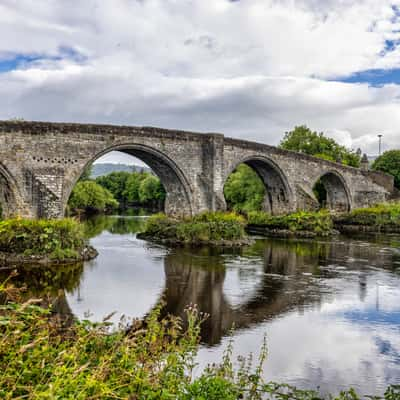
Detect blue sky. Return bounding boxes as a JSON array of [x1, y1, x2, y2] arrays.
[[0, 0, 399, 157]]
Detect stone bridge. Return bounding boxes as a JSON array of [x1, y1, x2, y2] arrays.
[[0, 120, 395, 218]]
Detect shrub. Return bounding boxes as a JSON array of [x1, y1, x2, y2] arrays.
[[141, 212, 247, 244], [68, 181, 119, 214], [0, 218, 86, 259], [247, 210, 333, 234], [335, 202, 400, 227]]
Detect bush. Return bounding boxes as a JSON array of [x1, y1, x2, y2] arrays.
[[68, 181, 119, 214], [335, 202, 400, 227], [0, 218, 86, 259], [141, 212, 247, 244], [247, 210, 333, 234]]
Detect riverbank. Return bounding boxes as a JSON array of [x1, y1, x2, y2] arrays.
[[1, 281, 399, 399], [137, 212, 253, 246], [0, 218, 98, 265], [246, 210, 336, 238], [334, 202, 400, 234]]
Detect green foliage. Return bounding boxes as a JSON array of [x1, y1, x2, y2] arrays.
[[335, 202, 400, 227], [224, 164, 266, 213], [247, 210, 333, 234], [372, 150, 400, 189], [139, 174, 166, 204], [280, 125, 361, 167], [0, 218, 85, 259], [68, 181, 119, 214], [1, 283, 399, 399], [142, 212, 247, 244], [96, 171, 166, 206], [96, 171, 131, 203]]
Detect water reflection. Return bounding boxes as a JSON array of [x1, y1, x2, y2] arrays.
[[3, 215, 400, 394]]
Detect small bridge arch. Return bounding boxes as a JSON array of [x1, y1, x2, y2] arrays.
[[313, 170, 351, 212], [224, 155, 294, 215]]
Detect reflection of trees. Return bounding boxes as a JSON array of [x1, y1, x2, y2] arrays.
[[0, 263, 84, 324], [83, 215, 146, 238]]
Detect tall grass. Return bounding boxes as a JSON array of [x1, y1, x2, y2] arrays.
[[335, 202, 400, 227], [141, 212, 247, 244], [247, 210, 333, 235]]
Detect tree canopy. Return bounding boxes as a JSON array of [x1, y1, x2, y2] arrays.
[[279, 125, 361, 167], [372, 150, 400, 189], [68, 181, 119, 213]]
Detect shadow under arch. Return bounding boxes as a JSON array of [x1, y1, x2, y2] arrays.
[[313, 170, 351, 212], [65, 143, 194, 217], [0, 162, 21, 218], [225, 155, 294, 215]]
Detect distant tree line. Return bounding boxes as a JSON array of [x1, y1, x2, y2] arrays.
[[68, 169, 165, 214]]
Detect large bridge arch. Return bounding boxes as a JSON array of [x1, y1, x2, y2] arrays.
[[224, 155, 294, 215], [63, 143, 195, 217], [313, 170, 351, 212]]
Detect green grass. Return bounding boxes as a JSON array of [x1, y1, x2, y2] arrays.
[[247, 210, 333, 235], [335, 202, 400, 227], [141, 212, 247, 244], [0, 281, 399, 399], [0, 218, 86, 260]]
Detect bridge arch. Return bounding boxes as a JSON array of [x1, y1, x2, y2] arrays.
[[313, 170, 351, 212], [64, 143, 194, 217], [224, 155, 294, 215], [0, 163, 20, 218]]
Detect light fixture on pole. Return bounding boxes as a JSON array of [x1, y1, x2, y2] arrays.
[[378, 134, 383, 156]]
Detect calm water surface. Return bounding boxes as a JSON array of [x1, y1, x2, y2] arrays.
[[4, 214, 400, 395]]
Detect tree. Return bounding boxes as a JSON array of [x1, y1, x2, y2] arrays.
[[124, 172, 148, 203], [68, 181, 119, 213], [138, 175, 166, 205], [279, 125, 361, 167], [224, 164, 266, 213], [95, 171, 131, 204], [372, 150, 400, 189]]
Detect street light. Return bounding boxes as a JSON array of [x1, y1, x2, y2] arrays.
[[378, 134, 383, 156]]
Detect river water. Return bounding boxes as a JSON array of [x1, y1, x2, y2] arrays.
[[3, 214, 400, 395]]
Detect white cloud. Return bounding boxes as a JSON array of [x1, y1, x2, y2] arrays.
[[0, 0, 399, 155]]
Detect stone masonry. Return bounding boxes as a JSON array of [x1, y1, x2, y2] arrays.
[[0, 121, 395, 219]]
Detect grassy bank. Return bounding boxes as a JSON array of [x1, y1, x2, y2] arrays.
[[1, 282, 399, 399], [138, 212, 250, 246], [0, 218, 96, 263], [334, 202, 400, 233], [246, 210, 334, 237]]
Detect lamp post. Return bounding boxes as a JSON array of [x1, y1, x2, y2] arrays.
[[378, 134, 383, 156]]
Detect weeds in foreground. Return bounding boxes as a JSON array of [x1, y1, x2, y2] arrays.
[[0, 281, 399, 399]]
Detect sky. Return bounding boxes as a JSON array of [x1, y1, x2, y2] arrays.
[[1, 0, 400, 164]]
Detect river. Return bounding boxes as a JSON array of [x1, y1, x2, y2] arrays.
[[3, 214, 400, 395]]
